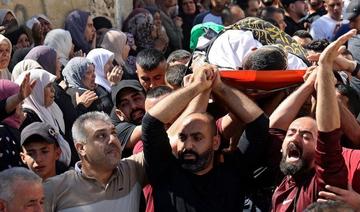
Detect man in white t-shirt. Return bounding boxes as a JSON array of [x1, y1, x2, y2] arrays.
[[310, 0, 348, 40]]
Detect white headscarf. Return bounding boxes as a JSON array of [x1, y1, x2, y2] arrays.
[[44, 29, 72, 67], [0, 34, 12, 80], [86, 48, 114, 92], [15, 69, 71, 166], [11, 59, 42, 81]]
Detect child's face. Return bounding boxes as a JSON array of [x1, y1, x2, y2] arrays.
[[21, 141, 61, 180]]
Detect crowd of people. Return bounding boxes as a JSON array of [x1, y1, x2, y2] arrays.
[[1, 0, 360, 211]]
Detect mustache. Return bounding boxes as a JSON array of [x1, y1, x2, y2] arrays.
[[179, 149, 199, 161], [130, 109, 145, 118]]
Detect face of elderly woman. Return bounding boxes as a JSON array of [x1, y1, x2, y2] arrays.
[[82, 64, 96, 90], [0, 41, 11, 69]]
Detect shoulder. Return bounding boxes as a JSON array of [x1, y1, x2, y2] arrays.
[[44, 169, 77, 189], [118, 152, 145, 184]]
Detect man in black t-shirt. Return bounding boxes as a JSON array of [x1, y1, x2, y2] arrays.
[[111, 80, 146, 149]]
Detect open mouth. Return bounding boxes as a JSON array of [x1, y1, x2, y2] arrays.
[[286, 142, 302, 162]]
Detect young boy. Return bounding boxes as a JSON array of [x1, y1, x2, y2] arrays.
[[20, 122, 62, 180]]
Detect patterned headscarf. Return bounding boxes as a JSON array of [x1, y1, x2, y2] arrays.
[[62, 57, 94, 89], [123, 8, 154, 51]]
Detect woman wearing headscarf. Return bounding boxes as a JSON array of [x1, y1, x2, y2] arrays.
[[22, 47, 89, 146], [16, 69, 73, 167], [86, 48, 123, 91], [86, 48, 122, 113], [0, 34, 12, 80], [64, 10, 96, 54], [24, 45, 61, 80], [44, 29, 73, 68], [145, 6, 170, 53], [6, 25, 31, 52], [0, 79, 26, 171], [123, 8, 155, 52], [63, 57, 113, 114], [11, 59, 42, 81], [0, 9, 18, 35], [100, 30, 136, 79]]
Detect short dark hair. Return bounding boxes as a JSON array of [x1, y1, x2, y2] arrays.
[[258, 6, 284, 19], [243, 45, 287, 70], [263, 17, 280, 28], [93, 16, 113, 30], [167, 49, 191, 64], [146, 86, 172, 99], [165, 64, 188, 88], [136, 48, 166, 71], [305, 39, 330, 52], [293, 30, 313, 40], [304, 200, 354, 212]]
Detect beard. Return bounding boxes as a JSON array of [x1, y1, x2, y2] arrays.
[[279, 155, 305, 176], [130, 108, 145, 125], [179, 148, 213, 173]]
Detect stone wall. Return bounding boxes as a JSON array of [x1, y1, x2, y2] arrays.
[[0, 0, 133, 28]]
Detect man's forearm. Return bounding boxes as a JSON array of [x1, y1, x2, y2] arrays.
[[270, 81, 314, 130], [316, 63, 340, 132], [167, 90, 210, 137], [148, 83, 205, 124]]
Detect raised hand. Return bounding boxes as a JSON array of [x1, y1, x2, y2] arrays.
[[107, 65, 123, 86], [76, 90, 98, 108], [319, 29, 357, 66], [192, 63, 216, 91], [19, 72, 36, 100], [318, 184, 360, 210]]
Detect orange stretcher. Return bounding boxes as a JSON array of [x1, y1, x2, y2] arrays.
[[219, 70, 307, 91]]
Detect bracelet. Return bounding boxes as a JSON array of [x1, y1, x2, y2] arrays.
[[352, 62, 360, 76]]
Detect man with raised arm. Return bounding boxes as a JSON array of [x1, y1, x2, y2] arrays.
[[142, 63, 269, 211], [269, 30, 357, 211]]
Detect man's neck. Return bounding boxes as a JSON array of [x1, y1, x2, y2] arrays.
[[81, 161, 114, 186]]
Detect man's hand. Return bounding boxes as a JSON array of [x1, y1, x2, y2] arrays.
[[319, 29, 357, 66], [19, 72, 36, 101], [318, 184, 360, 210], [76, 90, 98, 108], [192, 63, 216, 91], [173, 16, 183, 28], [107, 65, 123, 86], [212, 69, 224, 92], [182, 74, 193, 87]]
